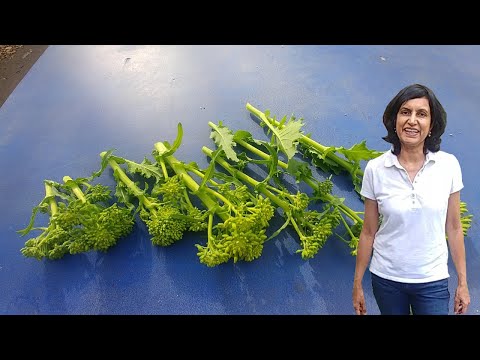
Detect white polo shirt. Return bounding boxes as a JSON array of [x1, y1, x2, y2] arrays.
[[361, 149, 464, 283]]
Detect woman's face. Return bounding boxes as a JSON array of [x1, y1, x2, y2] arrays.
[[395, 97, 432, 150]]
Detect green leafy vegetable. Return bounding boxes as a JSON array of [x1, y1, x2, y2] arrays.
[[18, 176, 135, 260], [152, 125, 276, 266], [202, 144, 343, 259], [208, 121, 363, 255], [99, 150, 208, 246], [246, 102, 383, 195]]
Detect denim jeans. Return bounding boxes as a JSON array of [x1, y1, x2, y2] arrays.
[[371, 272, 450, 315]]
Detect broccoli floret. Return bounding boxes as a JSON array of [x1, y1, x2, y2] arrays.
[[61, 176, 135, 253], [154, 138, 275, 267], [19, 182, 72, 260], [18, 175, 135, 261], [100, 152, 205, 247]]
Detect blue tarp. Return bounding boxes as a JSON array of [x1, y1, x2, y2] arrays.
[[1, 45, 478, 315]]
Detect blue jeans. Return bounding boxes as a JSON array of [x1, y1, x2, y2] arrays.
[[371, 273, 450, 315]]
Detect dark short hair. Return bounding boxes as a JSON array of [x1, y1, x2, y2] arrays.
[[382, 83, 447, 155]]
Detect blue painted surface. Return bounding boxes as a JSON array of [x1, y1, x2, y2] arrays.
[[0, 45, 478, 315]]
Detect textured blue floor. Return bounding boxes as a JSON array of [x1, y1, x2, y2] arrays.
[[1, 45, 478, 315]]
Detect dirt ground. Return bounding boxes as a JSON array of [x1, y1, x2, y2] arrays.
[[0, 45, 49, 108]]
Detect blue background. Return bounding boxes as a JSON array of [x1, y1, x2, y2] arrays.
[[0, 45, 478, 315]]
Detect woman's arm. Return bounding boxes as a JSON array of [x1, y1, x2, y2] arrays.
[[352, 198, 379, 315], [446, 190, 470, 314]]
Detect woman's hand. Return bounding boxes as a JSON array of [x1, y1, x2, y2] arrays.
[[353, 285, 367, 315], [454, 284, 470, 314]]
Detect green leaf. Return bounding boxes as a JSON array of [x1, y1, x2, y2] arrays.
[[124, 157, 164, 182], [233, 130, 254, 143], [335, 140, 384, 163], [286, 158, 313, 183], [17, 197, 52, 236], [209, 121, 238, 162], [159, 123, 183, 157], [92, 148, 117, 179], [259, 142, 280, 185], [196, 148, 222, 193], [274, 118, 303, 159]]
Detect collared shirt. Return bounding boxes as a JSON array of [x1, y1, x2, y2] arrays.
[[361, 149, 464, 283]]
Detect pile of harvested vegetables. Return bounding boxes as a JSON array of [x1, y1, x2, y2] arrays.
[[18, 104, 473, 266]]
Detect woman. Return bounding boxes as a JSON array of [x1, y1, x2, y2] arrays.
[[352, 83, 470, 315]]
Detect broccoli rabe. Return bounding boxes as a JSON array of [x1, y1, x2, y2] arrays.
[[152, 127, 275, 267], [19, 181, 71, 260], [202, 145, 342, 259], [211, 123, 363, 255], [188, 168, 275, 266], [246, 104, 473, 239], [61, 176, 134, 252], [99, 151, 208, 246], [19, 176, 135, 260]]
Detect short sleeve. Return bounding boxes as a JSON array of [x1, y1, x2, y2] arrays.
[[450, 154, 464, 194], [360, 160, 376, 200]]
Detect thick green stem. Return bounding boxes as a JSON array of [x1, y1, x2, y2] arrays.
[[246, 102, 362, 177], [154, 142, 228, 221], [63, 176, 87, 203], [100, 152, 154, 209], [235, 138, 363, 224], [289, 217, 305, 240], [158, 157, 169, 180], [187, 167, 235, 210], [36, 182, 60, 248], [44, 182, 58, 216], [188, 167, 220, 187], [338, 212, 356, 241], [183, 188, 195, 208], [201, 146, 291, 212], [205, 188, 235, 213], [207, 213, 214, 246]]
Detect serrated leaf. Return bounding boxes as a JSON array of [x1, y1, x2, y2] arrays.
[[124, 157, 164, 182], [286, 158, 313, 183], [335, 140, 384, 163], [91, 148, 117, 179], [209, 122, 238, 161], [233, 129, 253, 143], [265, 114, 303, 159]]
